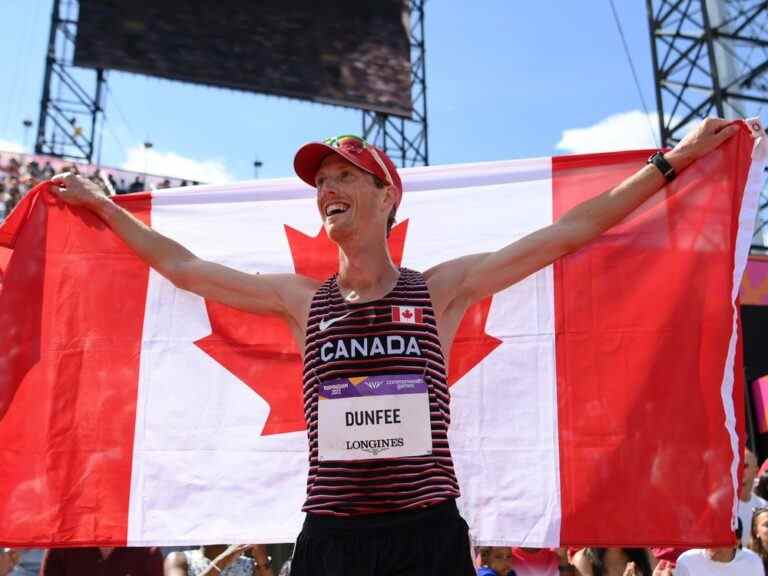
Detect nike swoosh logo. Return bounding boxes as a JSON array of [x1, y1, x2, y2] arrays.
[[319, 312, 353, 331]]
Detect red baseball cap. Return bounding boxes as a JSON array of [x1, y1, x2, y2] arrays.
[[293, 135, 403, 206]]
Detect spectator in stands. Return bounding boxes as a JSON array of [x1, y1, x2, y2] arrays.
[[107, 173, 119, 193], [5, 186, 20, 215], [157, 178, 172, 189], [738, 449, 767, 546], [675, 526, 763, 575], [42, 160, 55, 179], [475, 547, 516, 576], [40, 547, 164, 575], [748, 506, 768, 573], [6, 158, 20, 178], [0, 548, 20, 576], [570, 548, 652, 576], [164, 544, 273, 576], [128, 176, 145, 193], [28, 160, 42, 180]]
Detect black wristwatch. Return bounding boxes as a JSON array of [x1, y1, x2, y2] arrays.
[[647, 151, 676, 182]]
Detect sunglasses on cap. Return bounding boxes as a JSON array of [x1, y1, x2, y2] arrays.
[[322, 134, 394, 187]]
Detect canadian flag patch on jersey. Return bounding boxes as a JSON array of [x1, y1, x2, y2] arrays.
[[391, 306, 423, 324]]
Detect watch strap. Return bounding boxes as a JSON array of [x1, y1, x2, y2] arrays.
[[647, 151, 676, 182]]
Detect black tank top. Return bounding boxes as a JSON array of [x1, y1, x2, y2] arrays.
[[301, 268, 460, 515]]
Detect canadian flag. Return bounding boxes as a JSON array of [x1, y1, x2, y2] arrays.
[[0, 122, 764, 548], [392, 305, 423, 324]]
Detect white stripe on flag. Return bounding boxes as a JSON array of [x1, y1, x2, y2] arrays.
[[722, 120, 768, 531]]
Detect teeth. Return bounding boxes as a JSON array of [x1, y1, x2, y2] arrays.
[[325, 203, 349, 216]]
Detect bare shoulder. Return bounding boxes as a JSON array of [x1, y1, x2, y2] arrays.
[[423, 254, 486, 315], [277, 273, 322, 316]]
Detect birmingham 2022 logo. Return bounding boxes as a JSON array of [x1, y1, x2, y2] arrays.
[[194, 220, 501, 435]]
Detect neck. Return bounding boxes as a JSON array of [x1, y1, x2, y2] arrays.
[[337, 241, 398, 302], [707, 547, 736, 562]]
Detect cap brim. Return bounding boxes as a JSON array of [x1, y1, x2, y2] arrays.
[[293, 142, 379, 188]]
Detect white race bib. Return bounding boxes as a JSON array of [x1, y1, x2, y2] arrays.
[[317, 374, 433, 461]]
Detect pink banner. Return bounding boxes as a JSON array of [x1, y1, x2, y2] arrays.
[[753, 376, 768, 434], [742, 255, 768, 306]]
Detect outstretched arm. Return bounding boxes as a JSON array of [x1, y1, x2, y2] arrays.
[[51, 174, 317, 323], [427, 118, 739, 317]]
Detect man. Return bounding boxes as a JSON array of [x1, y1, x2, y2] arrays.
[[39, 547, 164, 576], [52, 119, 737, 575], [675, 523, 763, 575], [738, 448, 767, 545]]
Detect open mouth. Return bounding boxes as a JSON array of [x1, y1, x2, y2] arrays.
[[325, 202, 350, 217]]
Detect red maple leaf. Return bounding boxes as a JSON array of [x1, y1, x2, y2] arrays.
[[195, 218, 501, 435], [402, 309, 413, 319]]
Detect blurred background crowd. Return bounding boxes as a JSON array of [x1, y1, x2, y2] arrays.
[[0, 152, 197, 221]]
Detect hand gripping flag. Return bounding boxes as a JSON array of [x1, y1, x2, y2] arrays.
[[0, 121, 765, 548]]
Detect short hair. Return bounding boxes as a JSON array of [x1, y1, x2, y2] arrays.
[[372, 175, 397, 237]]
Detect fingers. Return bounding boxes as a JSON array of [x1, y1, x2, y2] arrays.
[[50, 172, 76, 185], [714, 123, 740, 144], [702, 117, 732, 133]]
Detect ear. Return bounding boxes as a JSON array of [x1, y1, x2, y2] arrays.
[[381, 184, 398, 210]]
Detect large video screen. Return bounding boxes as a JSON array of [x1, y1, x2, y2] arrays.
[[75, 0, 412, 117]]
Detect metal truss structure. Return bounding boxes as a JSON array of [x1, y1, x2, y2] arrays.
[[647, 0, 768, 248], [36, 0, 105, 163], [362, 0, 429, 167]]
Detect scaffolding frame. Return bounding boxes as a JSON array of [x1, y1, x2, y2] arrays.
[[647, 0, 768, 247], [362, 0, 428, 167], [36, 0, 105, 163]]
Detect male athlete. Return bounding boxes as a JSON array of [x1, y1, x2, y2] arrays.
[[53, 119, 737, 575]]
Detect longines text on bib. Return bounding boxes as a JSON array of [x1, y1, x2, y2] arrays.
[[317, 373, 433, 461]]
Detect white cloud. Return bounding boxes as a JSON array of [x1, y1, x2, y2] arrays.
[[555, 110, 694, 154], [0, 139, 25, 154], [121, 145, 234, 184]]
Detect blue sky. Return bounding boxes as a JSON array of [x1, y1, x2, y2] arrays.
[[0, 1, 662, 182]]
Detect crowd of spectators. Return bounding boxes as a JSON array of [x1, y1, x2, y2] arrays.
[[0, 151, 196, 222]]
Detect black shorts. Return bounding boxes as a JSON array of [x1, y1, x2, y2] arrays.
[[290, 499, 475, 576]]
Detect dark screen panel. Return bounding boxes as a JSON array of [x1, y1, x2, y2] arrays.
[[74, 0, 412, 117], [743, 305, 768, 382]]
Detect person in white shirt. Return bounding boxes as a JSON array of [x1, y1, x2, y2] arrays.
[[675, 546, 763, 575], [738, 449, 768, 546]]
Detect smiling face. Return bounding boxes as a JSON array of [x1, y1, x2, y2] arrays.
[[315, 154, 395, 244]]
